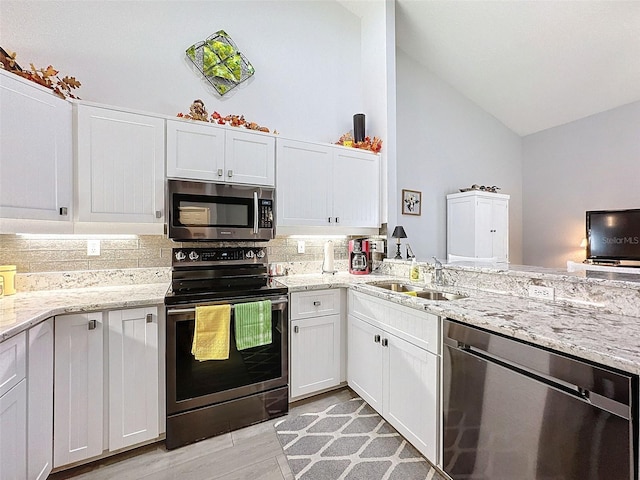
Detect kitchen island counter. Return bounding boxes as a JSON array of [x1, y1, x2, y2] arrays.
[[278, 271, 640, 376]]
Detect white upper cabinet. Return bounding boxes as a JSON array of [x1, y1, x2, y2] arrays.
[[276, 138, 380, 230], [447, 191, 510, 263], [75, 103, 165, 225], [0, 70, 72, 225], [166, 119, 275, 186]]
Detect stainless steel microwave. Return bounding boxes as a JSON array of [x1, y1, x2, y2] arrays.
[[167, 180, 275, 241]]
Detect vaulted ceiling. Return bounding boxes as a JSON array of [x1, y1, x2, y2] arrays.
[[394, 1, 640, 136]]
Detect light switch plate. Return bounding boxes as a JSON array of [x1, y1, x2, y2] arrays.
[[528, 285, 554, 300], [297, 240, 305, 254], [87, 240, 100, 256]]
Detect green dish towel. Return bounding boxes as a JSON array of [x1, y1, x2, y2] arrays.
[[234, 300, 272, 350]]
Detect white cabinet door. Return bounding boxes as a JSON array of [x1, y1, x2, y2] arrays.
[[166, 119, 225, 181], [54, 312, 104, 467], [76, 105, 165, 223], [491, 198, 509, 262], [0, 380, 27, 480], [384, 334, 438, 461], [332, 148, 380, 227], [0, 70, 72, 223], [107, 307, 159, 451], [225, 129, 275, 186], [290, 314, 341, 399], [0, 331, 26, 397], [276, 139, 333, 226], [347, 314, 383, 412], [27, 319, 54, 480]]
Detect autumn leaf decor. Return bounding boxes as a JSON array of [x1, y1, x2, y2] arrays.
[[0, 47, 81, 99]]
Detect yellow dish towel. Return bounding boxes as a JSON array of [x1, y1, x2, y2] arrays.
[[191, 304, 231, 361]]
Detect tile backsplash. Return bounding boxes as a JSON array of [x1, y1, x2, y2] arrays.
[[0, 234, 385, 273]]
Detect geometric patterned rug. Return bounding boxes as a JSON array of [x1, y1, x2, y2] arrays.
[[274, 397, 447, 480]]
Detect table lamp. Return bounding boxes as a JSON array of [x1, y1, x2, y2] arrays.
[[391, 226, 407, 260]]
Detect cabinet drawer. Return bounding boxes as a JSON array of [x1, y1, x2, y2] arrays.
[[290, 289, 342, 320], [0, 332, 26, 397]]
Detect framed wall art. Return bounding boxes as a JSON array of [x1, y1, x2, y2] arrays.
[[402, 189, 421, 216]]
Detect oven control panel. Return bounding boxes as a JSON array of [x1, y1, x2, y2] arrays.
[[172, 247, 267, 265]]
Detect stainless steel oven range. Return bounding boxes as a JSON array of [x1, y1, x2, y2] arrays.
[[164, 246, 289, 450]]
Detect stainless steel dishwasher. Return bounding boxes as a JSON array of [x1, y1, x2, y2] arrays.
[[442, 318, 637, 480]]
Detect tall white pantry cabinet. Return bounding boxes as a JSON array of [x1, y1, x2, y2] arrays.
[[446, 191, 510, 263]]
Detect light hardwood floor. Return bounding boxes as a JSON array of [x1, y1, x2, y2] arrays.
[[49, 388, 358, 480]]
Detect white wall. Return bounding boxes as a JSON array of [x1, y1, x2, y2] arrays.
[[522, 101, 640, 268], [0, 0, 363, 143], [395, 50, 523, 263]]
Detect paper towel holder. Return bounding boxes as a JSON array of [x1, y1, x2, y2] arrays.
[[322, 240, 337, 275]]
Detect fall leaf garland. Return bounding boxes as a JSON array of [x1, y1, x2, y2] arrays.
[[0, 48, 81, 99]]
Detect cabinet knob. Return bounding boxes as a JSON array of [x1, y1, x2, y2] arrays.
[[381, 338, 388, 347], [146, 313, 153, 323], [59, 207, 68, 216], [294, 325, 299, 333], [313, 301, 321, 306], [217, 169, 223, 177], [374, 334, 380, 343], [227, 170, 233, 178], [88, 319, 97, 330]]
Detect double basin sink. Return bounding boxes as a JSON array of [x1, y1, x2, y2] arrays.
[[367, 281, 468, 301]]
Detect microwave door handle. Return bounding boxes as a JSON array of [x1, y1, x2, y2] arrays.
[[253, 192, 259, 234]]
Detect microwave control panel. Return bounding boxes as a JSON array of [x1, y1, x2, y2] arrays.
[[259, 199, 274, 228]]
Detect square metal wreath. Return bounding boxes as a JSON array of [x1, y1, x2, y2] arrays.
[[186, 30, 255, 96]]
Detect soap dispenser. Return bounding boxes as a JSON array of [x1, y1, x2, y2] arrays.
[[410, 257, 419, 281]]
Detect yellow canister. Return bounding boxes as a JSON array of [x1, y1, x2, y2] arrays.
[[0, 265, 16, 296]]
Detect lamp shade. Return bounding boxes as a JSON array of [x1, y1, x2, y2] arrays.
[[391, 226, 407, 239]]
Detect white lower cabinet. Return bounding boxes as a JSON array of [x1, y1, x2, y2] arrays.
[[0, 379, 27, 480], [290, 289, 344, 400], [54, 306, 160, 468], [28, 319, 54, 480], [0, 331, 28, 480], [347, 291, 439, 462], [108, 307, 159, 450], [54, 312, 104, 467]]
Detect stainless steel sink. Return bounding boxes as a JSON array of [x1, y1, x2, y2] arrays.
[[415, 290, 467, 301], [368, 281, 467, 301], [370, 282, 423, 293]]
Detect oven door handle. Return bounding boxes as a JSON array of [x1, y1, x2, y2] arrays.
[[253, 192, 259, 235], [167, 297, 288, 315]]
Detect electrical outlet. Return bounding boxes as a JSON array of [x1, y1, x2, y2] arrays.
[[297, 240, 305, 254], [528, 285, 554, 301], [87, 239, 101, 256]]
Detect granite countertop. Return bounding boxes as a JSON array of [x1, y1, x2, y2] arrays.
[[279, 272, 640, 376], [0, 283, 168, 342], [2, 270, 639, 377]]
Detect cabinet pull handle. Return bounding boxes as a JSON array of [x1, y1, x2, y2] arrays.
[[313, 301, 321, 306], [328, 217, 332, 223], [374, 334, 380, 343], [88, 319, 97, 330], [146, 313, 153, 323], [59, 207, 68, 216], [155, 210, 162, 219], [227, 169, 233, 178], [294, 326, 299, 333], [335, 217, 339, 223], [217, 168, 223, 177], [381, 338, 388, 347]]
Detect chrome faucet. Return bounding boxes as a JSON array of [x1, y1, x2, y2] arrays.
[[432, 256, 444, 286]]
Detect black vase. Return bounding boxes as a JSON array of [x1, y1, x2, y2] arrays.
[[353, 113, 365, 143]]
